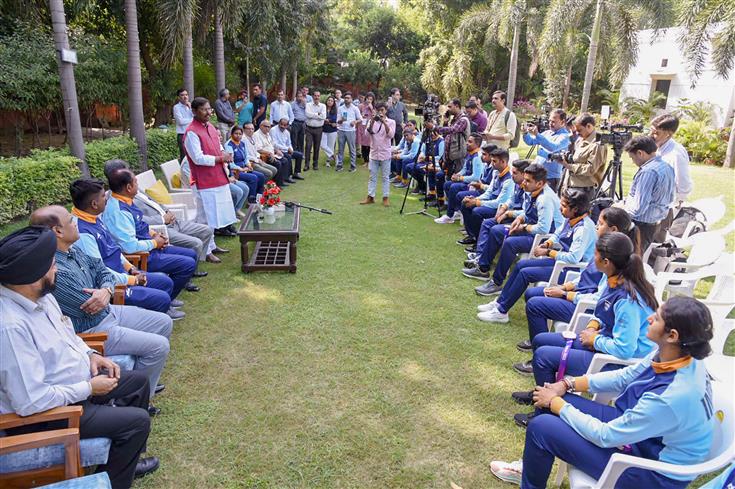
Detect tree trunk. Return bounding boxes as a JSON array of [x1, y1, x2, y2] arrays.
[[124, 0, 148, 170], [580, 0, 603, 113], [49, 0, 88, 175], [726, 112, 735, 168], [183, 17, 194, 99], [214, 7, 226, 93], [292, 68, 298, 99], [562, 61, 573, 110], [506, 22, 520, 109], [280, 67, 287, 93], [246, 55, 250, 98]]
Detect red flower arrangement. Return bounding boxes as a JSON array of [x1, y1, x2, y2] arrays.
[[259, 180, 282, 209]]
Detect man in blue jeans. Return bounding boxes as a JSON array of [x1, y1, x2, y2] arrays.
[[103, 168, 199, 297], [463, 164, 563, 296]]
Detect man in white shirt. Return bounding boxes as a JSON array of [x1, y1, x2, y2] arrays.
[[269, 89, 294, 126], [335, 92, 363, 172], [273, 118, 305, 180], [242, 123, 278, 181], [253, 121, 293, 186], [173, 88, 193, 162], [650, 113, 693, 205], [483, 90, 517, 150], [304, 90, 326, 171]]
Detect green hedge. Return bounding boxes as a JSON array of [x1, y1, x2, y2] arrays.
[[0, 151, 82, 223], [0, 129, 180, 225]]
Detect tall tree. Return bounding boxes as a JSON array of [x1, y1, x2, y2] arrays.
[[540, 0, 672, 112], [678, 0, 735, 167], [48, 0, 88, 175], [124, 0, 148, 169]]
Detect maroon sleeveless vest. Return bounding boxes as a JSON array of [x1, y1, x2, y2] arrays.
[[184, 119, 228, 190]]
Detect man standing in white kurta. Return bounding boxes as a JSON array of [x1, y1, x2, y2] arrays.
[[184, 97, 238, 236]]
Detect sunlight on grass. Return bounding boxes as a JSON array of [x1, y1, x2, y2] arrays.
[[429, 401, 494, 439]]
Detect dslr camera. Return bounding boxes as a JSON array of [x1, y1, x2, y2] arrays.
[[415, 94, 441, 123], [526, 115, 550, 133], [549, 150, 574, 164], [598, 122, 644, 151]]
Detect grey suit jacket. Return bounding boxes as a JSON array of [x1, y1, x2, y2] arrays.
[[133, 194, 166, 226]]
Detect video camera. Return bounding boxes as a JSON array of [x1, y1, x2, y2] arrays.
[[525, 114, 550, 133], [598, 122, 644, 152], [414, 94, 441, 123]]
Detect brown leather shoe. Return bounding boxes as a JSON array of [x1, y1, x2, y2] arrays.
[[382, 197, 389, 207], [205, 254, 221, 263], [359, 196, 375, 205]]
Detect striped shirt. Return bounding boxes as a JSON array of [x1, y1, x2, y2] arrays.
[[51, 246, 116, 333], [625, 156, 676, 224]]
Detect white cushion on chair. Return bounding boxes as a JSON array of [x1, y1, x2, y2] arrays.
[[568, 466, 597, 489]]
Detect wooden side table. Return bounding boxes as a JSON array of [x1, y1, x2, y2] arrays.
[[237, 206, 300, 273]]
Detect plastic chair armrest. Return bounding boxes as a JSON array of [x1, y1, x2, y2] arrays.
[[548, 262, 587, 287]]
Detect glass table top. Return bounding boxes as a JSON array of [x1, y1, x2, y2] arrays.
[[240, 206, 298, 233]]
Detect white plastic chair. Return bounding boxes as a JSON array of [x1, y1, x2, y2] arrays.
[[159, 159, 190, 193], [704, 301, 735, 356], [688, 195, 727, 229], [560, 377, 734, 488], [136, 170, 197, 220], [518, 233, 554, 262], [653, 253, 734, 303], [135, 170, 157, 194]]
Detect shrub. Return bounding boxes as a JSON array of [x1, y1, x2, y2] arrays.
[[146, 129, 179, 169], [82, 136, 140, 178], [0, 151, 81, 223], [676, 120, 728, 166]]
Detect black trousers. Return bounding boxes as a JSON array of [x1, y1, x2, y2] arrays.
[[635, 209, 674, 254], [291, 121, 305, 153], [361, 145, 370, 161], [266, 156, 290, 186], [6, 371, 151, 489], [393, 125, 403, 145], [177, 133, 186, 162], [305, 125, 323, 169]]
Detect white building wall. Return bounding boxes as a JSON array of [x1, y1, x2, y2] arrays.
[[620, 27, 735, 127]]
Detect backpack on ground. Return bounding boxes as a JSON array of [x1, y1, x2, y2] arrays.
[[505, 110, 521, 148]]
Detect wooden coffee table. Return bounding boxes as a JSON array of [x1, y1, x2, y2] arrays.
[[237, 205, 300, 273]]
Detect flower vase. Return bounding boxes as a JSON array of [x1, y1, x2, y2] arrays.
[[274, 203, 286, 214], [262, 206, 276, 223], [262, 206, 275, 216]]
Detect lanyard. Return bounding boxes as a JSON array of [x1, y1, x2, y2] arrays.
[[556, 331, 577, 381]]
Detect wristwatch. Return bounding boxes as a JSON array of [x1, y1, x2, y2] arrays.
[[563, 375, 576, 392]]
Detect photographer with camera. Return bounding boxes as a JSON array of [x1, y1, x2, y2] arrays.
[[523, 108, 571, 191], [552, 113, 608, 198], [483, 91, 518, 150], [620, 135, 675, 252], [360, 102, 395, 207], [427, 99, 471, 208]]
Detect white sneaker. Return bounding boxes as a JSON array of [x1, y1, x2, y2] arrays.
[[490, 460, 522, 485], [434, 214, 455, 224], [457, 212, 464, 225], [477, 308, 509, 323], [477, 301, 499, 312]]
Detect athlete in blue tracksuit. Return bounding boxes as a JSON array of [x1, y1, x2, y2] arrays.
[[405, 134, 444, 195], [466, 164, 564, 291], [492, 296, 716, 489], [225, 130, 266, 201], [459, 147, 514, 241], [436, 139, 484, 221], [477, 188, 596, 322]]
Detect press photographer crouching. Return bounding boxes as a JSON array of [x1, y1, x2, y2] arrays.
[[550, 113, 608, 199], [522, 109, 571, 192]]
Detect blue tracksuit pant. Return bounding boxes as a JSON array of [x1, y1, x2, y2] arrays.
[[147, 245, 197, 298], [496, 258, 556, 314], [522, 394, 689, 489], [238, 170, 266, 201], [445, 182, 469, 216], [477, 224, 535, 281], [464, 206, 498, 238], [525, 288, 576, 341], [435, 170, 446, 199], [125, 272, 173, 313], [456, 190, 480, 227], [531, 332, 596, 388]]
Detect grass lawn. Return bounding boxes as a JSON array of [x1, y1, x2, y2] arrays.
[[0, 147, 731, 488]]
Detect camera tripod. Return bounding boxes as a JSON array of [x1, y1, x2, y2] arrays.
[[595, 151, 625, 201], [399, 126, 441, 217]]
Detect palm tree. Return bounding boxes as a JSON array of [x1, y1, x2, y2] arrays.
[[455, 0, 547, 108], [678, 0, 735, 168], [48, 0, 88, 175], [157, 0, 197, 97], [541, 0, 672, 112], [124, 0, 148, 169]]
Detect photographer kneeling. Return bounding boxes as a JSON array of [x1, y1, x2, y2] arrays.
[[555, 113, 607, 199], [360, 102, 395, 207], [523, 109, 571, 192]]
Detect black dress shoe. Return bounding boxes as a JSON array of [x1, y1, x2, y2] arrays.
[[214, 228, 236, 237], [286, 177, 296, 183], [185, 283, 200, 292], [293, 174, 305, 180], [517, 339, 533, 352], [280, 182, 290, 187], [192, 271, 208, 278], [465, 245, 477, 253], [147, 405, 161, 417], [134, 456, 160, 479], [154, 384, 165, 395], [420, 195, 437, 202], [514, 411, 537, 429], [212, 246, 230, 254], [513, 360, 534, 375], [457, 236, 476, 245], [512, 390, 534, 406]]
